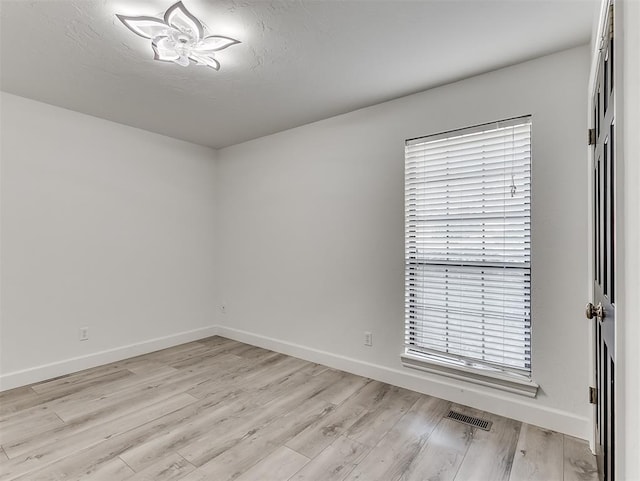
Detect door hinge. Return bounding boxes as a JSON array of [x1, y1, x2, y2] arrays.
[[588, 128, 596, 146], [589, 386, 598, 404]]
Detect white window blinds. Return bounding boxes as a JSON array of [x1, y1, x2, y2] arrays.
[[404, 117, 532, 379]]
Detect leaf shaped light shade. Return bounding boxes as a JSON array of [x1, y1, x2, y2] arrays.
[[116, 1, 240, 70]]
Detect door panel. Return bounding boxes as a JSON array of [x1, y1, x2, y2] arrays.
[[591, 3, 616, 480]]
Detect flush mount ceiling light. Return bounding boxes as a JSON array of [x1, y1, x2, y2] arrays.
[[116, 1, 239, 70]]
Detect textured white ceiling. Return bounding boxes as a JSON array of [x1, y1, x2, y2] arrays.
[[0, 0, 596, 149]]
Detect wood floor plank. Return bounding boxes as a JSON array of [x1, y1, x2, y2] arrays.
[[342, 380, 410, 412], [285, 387, 369, 458], [164, 346, 225, 368], [86, 456, 136, 481], [0, 387, 46, 417], [123, 362, 179, 378], [0, 411, 65, 448], [106, 343, 197, 370], [0, 370, 134, 419], [52, 353, 242, 422], [298, 362, 330, 377], [192, 336, 245, 355], [234, 446, 309, 481], [30, 363, 131, 394], [53, 364, 225, 423], [30, 451, 136, 481], [401, 415, 474, 481], [180, 352, 288, 398], [1, 366, 161, 426], [183, 396, 334, 480], [316, 370, 370, 405], [243, 361, 338, 406], [508, 424, 564, 481], [3, 377, 208, 459], [288, 435, 370, 481], [344, 384, 421, 447], [343, 395, 451, 481], [141, 342, 211, 364], [29, 370, 134, 401], [226, 343, 278, 360], [4, 391, 201, 481], [174, 367, 346, 469], [167, 343, 249, 370], [124, 453, 196, 481], [119, 391, 252, 471], [453, 405, 521, 481], [0, 393, 197, 479], [234, 355, 311, 392], [0, 386, 37, 407], [564, 435, 598, 481], [224, 352, 293, 384]]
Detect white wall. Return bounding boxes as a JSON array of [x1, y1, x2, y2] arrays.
[[0, 93, 218, 390], [0, 46, 596, 441], [617, 0, 640, 477], [215, 46, 591, 439]]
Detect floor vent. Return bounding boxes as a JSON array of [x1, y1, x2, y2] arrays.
[[445, 410, 492, 431]]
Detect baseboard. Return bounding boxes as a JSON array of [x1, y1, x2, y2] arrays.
[[216, 325, 590, 440], [0, 326, 219, 391], [1, 323, 590, 440]]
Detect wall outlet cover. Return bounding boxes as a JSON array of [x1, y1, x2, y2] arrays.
[[79, 327, 89, 341]]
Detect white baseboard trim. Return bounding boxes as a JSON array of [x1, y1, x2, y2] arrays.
[[0, 326, 219, 392], [1, 323, 590, 440], [216, 325, 590, 440]]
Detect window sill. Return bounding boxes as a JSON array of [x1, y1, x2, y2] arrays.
[[401, 352, 539, 398]]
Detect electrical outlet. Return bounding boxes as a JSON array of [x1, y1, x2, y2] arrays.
[[79, 327, 89, 341], [220, 304, 227, 314], [364, 331, 373, 347]]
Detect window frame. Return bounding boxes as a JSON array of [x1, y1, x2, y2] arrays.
[[401, 116, 538, 397]]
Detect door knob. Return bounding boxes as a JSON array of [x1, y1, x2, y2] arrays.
[[586, 302, 604, 320]]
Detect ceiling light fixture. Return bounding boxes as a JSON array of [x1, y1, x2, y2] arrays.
[[116, 1, 240, 71]]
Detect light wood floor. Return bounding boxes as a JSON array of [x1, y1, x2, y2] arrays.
[[0, 336, 597, 481]]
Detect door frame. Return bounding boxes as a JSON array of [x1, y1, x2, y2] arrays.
[[586, 0, 615, 457], [614, 1, 640, 480], [588, 2, 640, 479]]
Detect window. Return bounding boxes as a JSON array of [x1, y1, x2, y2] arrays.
[[402, 116, 536, 396]]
